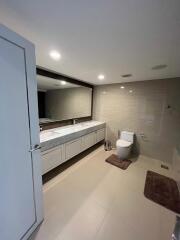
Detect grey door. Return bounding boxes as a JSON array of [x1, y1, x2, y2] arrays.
[[0, 29, 41, 240]]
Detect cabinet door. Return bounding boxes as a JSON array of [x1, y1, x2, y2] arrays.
[[82, 132, 96, 151], [0, 25, 43, 240], [65, 138, 82, 160], [42, 145, 65, 174], [96, 128, 105, 143]]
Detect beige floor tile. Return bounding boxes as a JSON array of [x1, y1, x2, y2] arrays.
[[31, 146, 177, 240], [95, 214, 145, 240], [54, 199, 107, 240]]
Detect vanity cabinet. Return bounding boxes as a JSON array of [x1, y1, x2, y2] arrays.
[[42, 145, 65, 175], [41, 127, 105, 175], [96, 128, 105, 143], [65, 137, 82, 160], [82, 132, 96, 151]]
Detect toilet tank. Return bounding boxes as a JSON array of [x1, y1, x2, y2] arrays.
[[120, 131, 134, 143]]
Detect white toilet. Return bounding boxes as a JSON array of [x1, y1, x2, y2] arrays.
[[116, 131, 134, 159]]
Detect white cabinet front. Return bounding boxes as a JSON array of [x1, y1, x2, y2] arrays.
[[65, 138, 82, 160], [82, 132, 96, 151], [96, 128, 105, 143], [42, 145, 65, 174], [41, 128, 105, 175]]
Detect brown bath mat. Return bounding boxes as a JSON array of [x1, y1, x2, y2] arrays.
[[144, 171, 180, 214], [105, 154, 132, 170]]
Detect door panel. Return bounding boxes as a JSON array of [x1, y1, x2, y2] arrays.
[[0, 37, 36, 239]]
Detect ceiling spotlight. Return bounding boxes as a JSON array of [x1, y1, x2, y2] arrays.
[[61, 80, 66, 85], [98, 74, 105, 80], [121, 74, 132, 78], [129, 90, 133, 93], [151, 64, 167, 70], [120, 86, 125, 89], [49, 50, 61, 61]]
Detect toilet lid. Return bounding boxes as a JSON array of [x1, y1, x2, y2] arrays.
[[116, 139, 132, 147]]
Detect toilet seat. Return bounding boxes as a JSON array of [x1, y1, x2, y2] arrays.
[[116, 139, 132, 148]]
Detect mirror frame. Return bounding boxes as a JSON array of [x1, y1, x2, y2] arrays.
[[36, 66, 94, 126]]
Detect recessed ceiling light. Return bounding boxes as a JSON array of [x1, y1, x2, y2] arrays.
[[61, 80, 66, 85], [49, 50, 61, 61], [121, 74, 132, 78], [129, 90, 133, 93], [98, 74, 105, 80], [151, 64, 167, 70], [120, 86, 125, 89]]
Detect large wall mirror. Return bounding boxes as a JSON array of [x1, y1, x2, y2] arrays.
[[37, 68, 93, 125]]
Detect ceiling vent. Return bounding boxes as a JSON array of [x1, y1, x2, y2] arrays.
[[121, 74, 132, 78], [152, 64, 167, 70]]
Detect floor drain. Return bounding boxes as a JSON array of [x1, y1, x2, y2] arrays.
[[161, 164, 169, 170]]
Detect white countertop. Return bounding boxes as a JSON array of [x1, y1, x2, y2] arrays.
[[40, 120, 105, 143]]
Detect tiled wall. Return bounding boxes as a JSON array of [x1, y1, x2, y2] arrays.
[[93, 78, 180, 164]]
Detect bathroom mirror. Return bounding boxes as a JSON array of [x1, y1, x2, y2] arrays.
[[36, 68, 93, 124]]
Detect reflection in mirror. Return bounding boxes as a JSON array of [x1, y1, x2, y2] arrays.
[[37, 75, 92, 124]]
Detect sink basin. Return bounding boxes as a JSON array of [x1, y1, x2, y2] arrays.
[[53, 128, 73, 134], [40, 121, 103, 145], [40, 132, 55, 137], [40, 121, 105, 143], [40, 131, 60, 142], [53, 121, 100, 135]]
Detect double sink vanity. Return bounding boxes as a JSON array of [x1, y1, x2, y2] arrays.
[[40, 121, 106, 175], [37, 68, 105, 175]]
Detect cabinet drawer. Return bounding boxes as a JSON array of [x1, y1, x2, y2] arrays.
[[42, 145, 64, 174], [82, 132, 96, 151], [65, 138, 82, 160], [96, 128, 105, 143]]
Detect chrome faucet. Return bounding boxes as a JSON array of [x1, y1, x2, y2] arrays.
[[73, 119, 78, 125]]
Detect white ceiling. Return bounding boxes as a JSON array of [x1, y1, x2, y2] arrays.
[[0, 0, 180, 85], [37, 75, 79, 91]]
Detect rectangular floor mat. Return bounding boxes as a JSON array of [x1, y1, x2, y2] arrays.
[[144, 171, 180, 214], [105, 154, 132, 170]]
